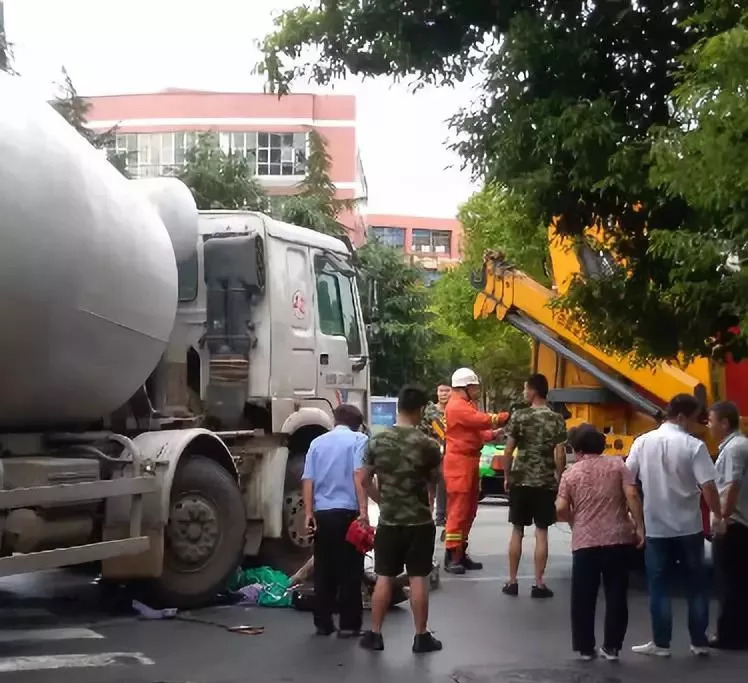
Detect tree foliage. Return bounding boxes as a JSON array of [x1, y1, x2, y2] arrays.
[[356, 242, 440, 395], [262, 0, 748, 364], [278, 129, 353, 237], [178, 133, 268, 211], [50, 68, 129, 175], [0, 4, 12, 74]]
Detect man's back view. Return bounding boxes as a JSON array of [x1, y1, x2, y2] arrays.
[[357, 386, 443, 654], [626, 394, 721, 658]]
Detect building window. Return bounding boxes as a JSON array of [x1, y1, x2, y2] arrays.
[[369, 226, 405, 249], [315, 256, 362, 356], [109, 131, 307, 178], [257, 132, 307, 176], [411, 229, 452, 256]]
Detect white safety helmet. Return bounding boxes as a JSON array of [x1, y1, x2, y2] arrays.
[[451, 367, 480, 388]]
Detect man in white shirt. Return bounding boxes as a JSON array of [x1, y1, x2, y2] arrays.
[[626, 394, 722, 658], [708, 400, 748, 650]]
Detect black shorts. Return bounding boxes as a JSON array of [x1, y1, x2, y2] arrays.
[[508, 486, 556, 529], [374, 523, 435, 578]]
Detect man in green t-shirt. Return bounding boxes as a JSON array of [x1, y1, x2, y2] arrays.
[[356, 386, 443, 654], [418, 379, 451, 526], [501, 373, 567, 599]]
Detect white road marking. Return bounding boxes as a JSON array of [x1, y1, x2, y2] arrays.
[[0, 652, 154, 672], [0, 627, 105, 644], [441, 573, 569, 583]]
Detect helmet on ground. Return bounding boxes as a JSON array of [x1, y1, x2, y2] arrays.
[[451, 367, 480, 388]]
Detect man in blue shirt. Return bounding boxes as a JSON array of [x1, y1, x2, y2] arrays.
[[302, 404, 368, 637]]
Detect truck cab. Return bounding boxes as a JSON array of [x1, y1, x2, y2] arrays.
[[171, 212, 370, 567]]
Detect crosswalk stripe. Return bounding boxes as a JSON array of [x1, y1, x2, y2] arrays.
[[0, 652, 155, 672], [0, 627, 104, 644]]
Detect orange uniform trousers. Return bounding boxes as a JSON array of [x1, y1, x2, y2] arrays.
[[443, 454, 480, 553]]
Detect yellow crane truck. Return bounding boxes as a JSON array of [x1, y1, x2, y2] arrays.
[[472, 223, 748, 457]]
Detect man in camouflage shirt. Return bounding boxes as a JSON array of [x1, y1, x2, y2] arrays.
[[501, 373, 567, 599], [356, 386, 443, 654], [419, 379, 451, 526]]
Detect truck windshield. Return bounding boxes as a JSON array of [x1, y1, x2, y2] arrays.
[[314, 255, 362, 356]]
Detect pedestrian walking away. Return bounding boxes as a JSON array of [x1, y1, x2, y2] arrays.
[[500, 373, 567, 598], [626, 394, 723, 657], [419, 379, 451, 528], [356, 386, 443, 654], [302, 404, 369, 638], [556, 424, 645, 662], [443, 368, 508, 574], [708, 400, 748, 651]]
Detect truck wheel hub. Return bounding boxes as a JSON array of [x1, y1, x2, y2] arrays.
[[284, 491, 312, 550], [168, 495, 220, 566]]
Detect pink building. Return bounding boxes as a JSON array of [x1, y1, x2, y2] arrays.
[[85, 89, 368, 243], [366, 214, 463, 283]]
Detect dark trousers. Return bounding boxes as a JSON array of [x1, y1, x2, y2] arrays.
[[435, 466, 447, 524], [571, 544, 631, 653], [644, 533, 709, 648], [313, 509, 363, 632], [713, 522, 748, 649]]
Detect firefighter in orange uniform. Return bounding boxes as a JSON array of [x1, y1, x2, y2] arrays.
[[443, 368, 509, 574]]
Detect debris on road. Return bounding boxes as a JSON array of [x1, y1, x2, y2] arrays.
[[132, 600, 178, 620]]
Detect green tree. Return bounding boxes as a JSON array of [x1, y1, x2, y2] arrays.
[[50, 68, 129, 175], [262, 0, 748, 364], [178, 133, 268, 211], [356, 242, 440, 395], [279, 129, 353, 238]]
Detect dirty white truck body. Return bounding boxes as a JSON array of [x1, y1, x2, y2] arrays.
[[0, 73, 370, 607]]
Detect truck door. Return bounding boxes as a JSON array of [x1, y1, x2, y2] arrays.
[[312, 250, 368, 419]]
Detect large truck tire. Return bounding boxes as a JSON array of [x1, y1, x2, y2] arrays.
[[258, 452, 313, 575], [149, 455, 246, 609]]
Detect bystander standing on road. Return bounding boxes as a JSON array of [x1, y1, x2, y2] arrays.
[[419, 380, 451, 528], [356, 386, 443, 654], [556, 424, 644, 662], [708, 400, 748, 651], [626, 394, 722, 658], [302, 404, 368, 638], [500, 373, 567, 598]]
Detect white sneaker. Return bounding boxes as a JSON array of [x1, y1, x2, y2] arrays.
[[690, 645, 711, 657], [632, 641, 671, 657]]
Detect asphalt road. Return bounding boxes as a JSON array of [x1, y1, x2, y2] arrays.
[[0, 502, 746, 683]]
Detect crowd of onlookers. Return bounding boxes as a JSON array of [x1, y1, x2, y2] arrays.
[[300, 370, 748, 660]]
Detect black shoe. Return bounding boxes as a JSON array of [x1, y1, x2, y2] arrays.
[[338, 629, 363, 639], [461, 554, 483, 571], [599, 646, 620, 661], [443, 549, 466, 575], [708, 635, 748, 650], [502, 582, 519, 596], [360, 630, 384, 651], [315, 625, 335, 636], [413, 631, 443, 653], [531, 584, 554, 599]]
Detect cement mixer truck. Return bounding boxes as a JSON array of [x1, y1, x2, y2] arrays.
[[0, 73, 370, 607]]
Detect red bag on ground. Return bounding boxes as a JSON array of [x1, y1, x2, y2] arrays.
[[346, 518, 375, 554]]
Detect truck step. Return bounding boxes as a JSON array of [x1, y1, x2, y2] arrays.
[[0, 476, 158, 510], [0, 537, 151, 576]]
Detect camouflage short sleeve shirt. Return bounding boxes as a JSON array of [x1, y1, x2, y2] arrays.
[[507, 406, 567, 489], [418, 402, 446, 452], [363, 426, 442, 526]]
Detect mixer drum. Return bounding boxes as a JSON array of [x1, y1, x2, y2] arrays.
[[0, 73, 179, 429]]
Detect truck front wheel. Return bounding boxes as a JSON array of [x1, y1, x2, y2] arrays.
[[259, 452, 313, 575], [150, 455, 246, 609]]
